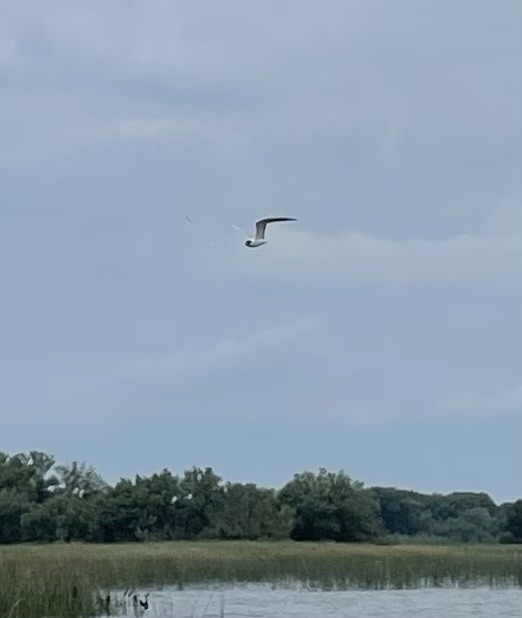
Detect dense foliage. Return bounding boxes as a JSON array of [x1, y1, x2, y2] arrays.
[[0, 451, 520, 544]]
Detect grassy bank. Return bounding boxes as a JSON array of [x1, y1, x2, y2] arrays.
[[1, 541, 521, 616]]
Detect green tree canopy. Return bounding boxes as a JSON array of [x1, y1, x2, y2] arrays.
[[280, 469, 383, 542], [0, 451, 515, 545]]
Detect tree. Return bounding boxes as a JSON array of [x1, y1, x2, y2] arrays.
[[215, 482, 294, 540], [0, 451, 59, 542], [280, 469, 383, 542], [172, 467, 224, 539], [97, 469, 183, 542], [21, 494, 99, 542], [445, 507, 498, 542], [372, 486, 503, 542], [0, 449, 517, 545], [371, 487, 431, 535], [427, 492, 496, 521], [505, 500, 522, 542], [96, 479, 143, 543], [54, 461, 107, 497]]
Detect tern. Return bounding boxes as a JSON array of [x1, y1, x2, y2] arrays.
[[245, 217, 297, 248]]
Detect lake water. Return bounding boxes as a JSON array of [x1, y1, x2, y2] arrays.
[[113, 583, 521, 617]]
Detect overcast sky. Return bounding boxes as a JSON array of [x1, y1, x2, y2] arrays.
[[1, 1, 521, 503]]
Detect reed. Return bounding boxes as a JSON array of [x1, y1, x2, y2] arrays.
[[1, 541, 520, 617]]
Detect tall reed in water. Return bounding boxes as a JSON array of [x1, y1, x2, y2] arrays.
[[1, 541, 521, 617]]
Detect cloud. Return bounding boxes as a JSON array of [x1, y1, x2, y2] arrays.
[[124, 316, 320, 385], [2, 0, 519, 178], [278, 381, 522, 427], [479, 197, 522, 235], [0, 32, 16, 64], [0, 0, 520, 502], [443, 384, 522, 420], [210, 220, 522, 288]]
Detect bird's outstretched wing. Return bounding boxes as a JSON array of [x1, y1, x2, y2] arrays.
[[255, 217, 297, 240]]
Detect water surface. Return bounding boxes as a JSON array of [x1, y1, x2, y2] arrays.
[[112, 583, 521, 617]]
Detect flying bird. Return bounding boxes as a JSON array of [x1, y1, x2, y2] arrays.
[[245, 217, 297, 248]]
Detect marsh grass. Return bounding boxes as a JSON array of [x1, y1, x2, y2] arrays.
[[1, 541, 521, 617]]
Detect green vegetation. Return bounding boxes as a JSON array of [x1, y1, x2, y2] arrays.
[[1, 451, 522, 616], [1, 542, 521, 617], [1, 450, 521, 546], [372, 486, 521, 544]]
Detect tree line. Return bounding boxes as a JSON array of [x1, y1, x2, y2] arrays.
[[1, 451, 521, 545]]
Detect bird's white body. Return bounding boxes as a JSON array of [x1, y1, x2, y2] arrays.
[[245, 216, 297, 248], [245, 239, 268, 248]]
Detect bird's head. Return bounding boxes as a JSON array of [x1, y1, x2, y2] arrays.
[[245, 240, 252, 247]]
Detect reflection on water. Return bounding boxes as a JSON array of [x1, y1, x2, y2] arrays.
[[99, 583, 521, 618]]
